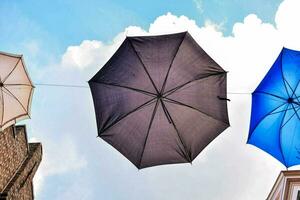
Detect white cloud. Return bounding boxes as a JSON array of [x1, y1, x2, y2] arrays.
[[61, 26, 146, 70], [37, 0, 300, 199], [62, 12, 282, 93], [61, 40, 114, 70], [275, 0, 300, 50], [149, 13, 199, 34]]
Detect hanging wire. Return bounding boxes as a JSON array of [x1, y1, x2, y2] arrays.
[[34, 83, 89, 88], [228, 92, 251, 95], [33, 83, 252, 94]]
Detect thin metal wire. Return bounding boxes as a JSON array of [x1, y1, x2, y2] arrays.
[[228, 92, 251, 95], [35, 83, 89, 88], [34, 82, 253, 94]]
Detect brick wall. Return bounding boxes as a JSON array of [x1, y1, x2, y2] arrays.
[[1, 143, 42, 200], [0, 126, 28, 192], [0, 126, 42, 200]]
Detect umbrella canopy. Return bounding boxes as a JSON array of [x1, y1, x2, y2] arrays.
[[0, 51, 34, 131], [89, 32, 229, 169], [248, 47, 300, 168]]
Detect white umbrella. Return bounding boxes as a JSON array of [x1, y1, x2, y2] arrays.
[[0, 51, 34, 130]]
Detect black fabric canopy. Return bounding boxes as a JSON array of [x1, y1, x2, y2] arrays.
[[89, 32, 229, 169]]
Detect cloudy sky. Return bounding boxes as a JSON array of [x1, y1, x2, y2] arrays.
[[1, 0, 300, 199]]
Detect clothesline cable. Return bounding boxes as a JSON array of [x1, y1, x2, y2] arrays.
[[34, 83, 252, 94]]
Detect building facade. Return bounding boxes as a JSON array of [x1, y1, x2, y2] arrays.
[[268, 170, 300, 200], [0, 125, 42, 200]]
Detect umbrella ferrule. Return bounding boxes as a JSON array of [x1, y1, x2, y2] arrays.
[[217, 96, 231, 101], [157, 93, 163, 99], [287, 97, 294, 104]]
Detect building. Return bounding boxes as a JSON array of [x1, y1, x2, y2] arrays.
[[0, 125, 42, 200], [268, 170, 300, 200]]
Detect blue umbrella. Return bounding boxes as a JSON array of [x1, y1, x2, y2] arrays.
[[247, 47, 300, 168]]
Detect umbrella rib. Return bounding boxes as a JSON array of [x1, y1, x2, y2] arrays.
[[128, 40, 160, 94], [278, 104, 290, 167], [160, 99, 172, 123], [2, 57, 21, 83], [281, 106, 300, 128], [253, 91, 286, 101], [269, 105, 296, 115], [26, 87, 33, 118], [296, 98, 300, 106], [287, 115, 300, 165], [163, 72, 226, 97], [138, 99, 159, 168], [279, 104, 290, 128], [91, 81, 156, 97], [248, 102, 287, 139], [1, 114, 28, 129], [284, 78, 294, 96], [4, 83, 32, 87], [280, 53, 291, 97], [294, 99, 300, 106], [160, 33, 186, 94], [0, 88, 3, 125], [161, 100, 192, 162], [291, 80, 300, 98], [2, 87, 28, 113], [99, 98, 156, 135], [291, 103, 300, 121], [164, 97, 230, 126], [294, 97, 300, 105]]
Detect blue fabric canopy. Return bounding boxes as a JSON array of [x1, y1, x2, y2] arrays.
[[248, 47, 300, 168]]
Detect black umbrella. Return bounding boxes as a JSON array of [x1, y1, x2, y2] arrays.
[[89, 32, 229, 169]]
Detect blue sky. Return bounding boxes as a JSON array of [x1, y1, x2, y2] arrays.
[[3, 0, 299, 199], [0, 0, 281, 53]]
